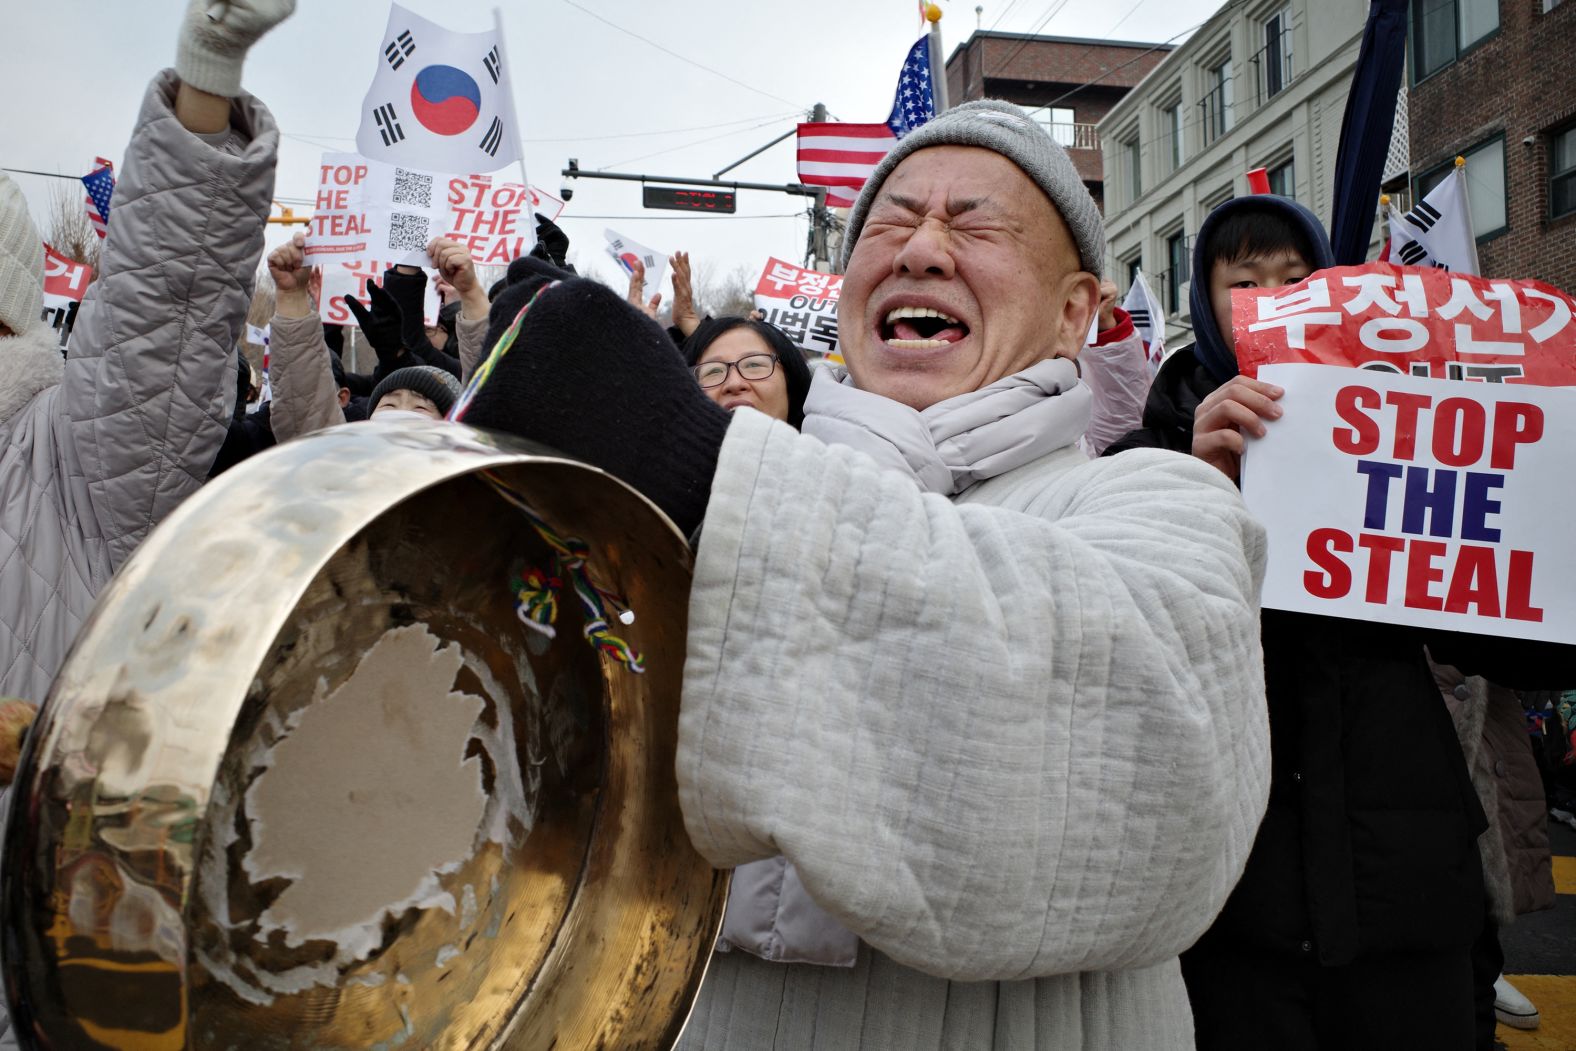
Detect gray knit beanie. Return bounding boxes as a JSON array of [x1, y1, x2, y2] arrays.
[[370, 365, 463, 417], [840, 99, 1106, 277], [0, 174, 44, 336]]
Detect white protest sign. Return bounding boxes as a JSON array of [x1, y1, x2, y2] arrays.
[[752, 256, 840, 359], [604, 228, 667, 301], [307, 153, 564, 269], [306, 153, 442, 267], [318, 260, 440, 327], [1241, 362, 1576, 643]]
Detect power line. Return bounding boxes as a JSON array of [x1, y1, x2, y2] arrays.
[[556, 0, 809, 111], [599, 116, 795, 171]]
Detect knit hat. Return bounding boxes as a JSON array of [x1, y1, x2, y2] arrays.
[[0, 174, 44, 336], [369, 365, 462, 417], [840, 99, 1106, 277]]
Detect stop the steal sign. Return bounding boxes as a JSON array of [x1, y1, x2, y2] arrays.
[[1242, 363, 1576, 643]]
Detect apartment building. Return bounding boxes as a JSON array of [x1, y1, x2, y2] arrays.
[[1407, 0, 1576, 292], [1096, 0, 1375, 345], [945, 31, 1174, 211]]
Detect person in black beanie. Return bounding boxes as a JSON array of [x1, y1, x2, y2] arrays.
[[370, 365, 462, 421]]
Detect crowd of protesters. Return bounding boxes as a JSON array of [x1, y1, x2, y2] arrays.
[[0, 1, 1572, 1049]]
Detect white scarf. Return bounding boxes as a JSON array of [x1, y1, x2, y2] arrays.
[[720, 354, 1093, 970], [801, 356, 1092, 495]]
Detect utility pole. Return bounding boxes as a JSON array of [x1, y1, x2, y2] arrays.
[[807, 102, 832, 271]]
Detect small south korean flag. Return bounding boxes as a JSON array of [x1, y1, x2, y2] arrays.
[[356, 3, 522, 174]]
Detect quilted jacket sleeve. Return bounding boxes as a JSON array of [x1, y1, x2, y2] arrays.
[[678, 412, 1270, 982], [61, 70, 278, 570], [268, 313, 344, 442]]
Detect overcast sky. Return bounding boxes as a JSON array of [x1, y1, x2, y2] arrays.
[[3, 0, 1222, 293]]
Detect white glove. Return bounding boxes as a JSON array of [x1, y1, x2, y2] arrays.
[[175, 0, 297, 98]]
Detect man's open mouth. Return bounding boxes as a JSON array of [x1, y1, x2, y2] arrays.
[[881, 306, 970, 349]]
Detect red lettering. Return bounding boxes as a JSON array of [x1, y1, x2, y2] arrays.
[[1443, 545, 1501, 617], [1505, 549, 1544, 622], [1356, 533, 1406, 603], [1304, 528, 1354, 599], [1431, 397, 1486, 467], [1385, 391, 1432, 461], [447, 177, 468, 207], [1333, 386, 1382, 455], [1489, 402, 1543, 470], [1403, 540, 1447, 610]]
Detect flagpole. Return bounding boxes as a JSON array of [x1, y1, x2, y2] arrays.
[[926, 5, 949, 112], [492, 8, 532, 206], [1453, 156, 1481, 276]]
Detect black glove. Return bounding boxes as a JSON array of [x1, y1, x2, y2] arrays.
[[381, 266, 461, 377], [342, 281, 406, 370], [455, 277, 730, 537], [529, 212, 571, 269]]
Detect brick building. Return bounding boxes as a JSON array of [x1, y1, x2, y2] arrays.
[[944, 32, 1173, 210], [1406, 0, 1576, 293]]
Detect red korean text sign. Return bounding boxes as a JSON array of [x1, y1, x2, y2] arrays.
[[752, 257, 841, 358], [1232, 263, 1576, 386]]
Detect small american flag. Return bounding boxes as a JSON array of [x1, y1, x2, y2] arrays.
[[797, 35, 936, 209], [82, 157, 114, 240]]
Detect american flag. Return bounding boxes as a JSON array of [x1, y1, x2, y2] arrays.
[[82, 157, 114, 240], [796, 35, 936, 209]]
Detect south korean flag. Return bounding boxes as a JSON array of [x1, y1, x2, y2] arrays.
[[356, 3, 522, 174]]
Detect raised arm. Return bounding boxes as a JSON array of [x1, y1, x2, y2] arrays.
[[425, 238, 491, 382], [61, 0, 293, 570], [268, 232, 347, 441], [677, 414, 1270, 982]]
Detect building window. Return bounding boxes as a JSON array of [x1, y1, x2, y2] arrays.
[[1161, 102, 1183, 173], [1552, 124, 1576, 219], [1416, 135, 1507, 241], [1125, 136, 1142, 203], [1122, 255, 1142, 296], [1165, 229, 1190, 314], [1257, 7, 1295, 102], [1200, 56, 1233, 146], [1413, 0, 1500, 80], [1046, 106, 1077, 148], [1267, 156, 1295, 198]]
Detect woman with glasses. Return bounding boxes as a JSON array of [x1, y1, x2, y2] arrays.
[[683, 317, 813, 429]]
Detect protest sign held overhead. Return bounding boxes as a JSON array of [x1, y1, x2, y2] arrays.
[[41, 243, 92, 349], [604, 229, 667, 301], [753, 257, 841, 359], [306, 153, 562, 268], [356, 4, 522, 175], [319, 259, 440, 328], [1231, 262, 1576, 386], [1234, 261, 1576, 643]]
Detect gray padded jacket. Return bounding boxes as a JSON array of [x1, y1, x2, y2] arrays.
[[0, 70, 277, 704]]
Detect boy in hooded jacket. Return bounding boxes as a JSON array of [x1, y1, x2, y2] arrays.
[[1108, 194, 1574, 1051]]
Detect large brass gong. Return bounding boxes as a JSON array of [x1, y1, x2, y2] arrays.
[[0, 420, 729, 1049]]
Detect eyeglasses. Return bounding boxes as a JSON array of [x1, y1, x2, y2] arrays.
[[690, 353, 779, 389]]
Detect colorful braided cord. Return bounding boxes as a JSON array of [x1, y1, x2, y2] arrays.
[[447, 280, 560, 423], [482, 470, 644, 674]]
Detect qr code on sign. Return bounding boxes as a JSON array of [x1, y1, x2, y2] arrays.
[[392, 168, 433, 207], [387, 212, 429, 253]]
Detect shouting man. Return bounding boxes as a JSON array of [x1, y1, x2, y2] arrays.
[[459, 100, 1272, 1049]]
